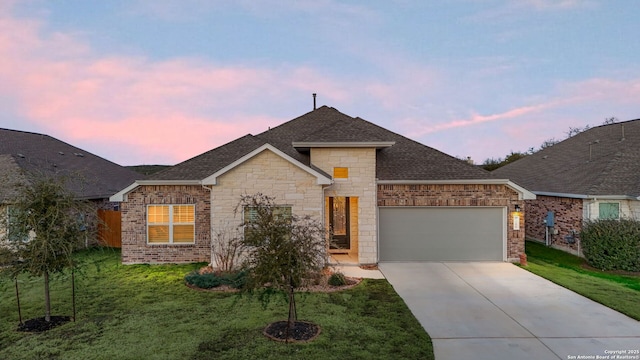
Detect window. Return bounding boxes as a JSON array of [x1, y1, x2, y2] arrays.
[[5, 206, 29, 243], [147, 205, 195, 244], [598, 202, 620, 220], [243, 205, 291, 238], [333, 167, 349, 179]]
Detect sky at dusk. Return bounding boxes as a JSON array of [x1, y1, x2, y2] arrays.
[[1, 0, 639, 166]]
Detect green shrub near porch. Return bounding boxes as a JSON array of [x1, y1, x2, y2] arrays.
[[581, 218, 640, 272]]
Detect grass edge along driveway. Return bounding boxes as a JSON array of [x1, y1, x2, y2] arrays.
[[523, 240, 640, 321], [0, 248, 434, 360]]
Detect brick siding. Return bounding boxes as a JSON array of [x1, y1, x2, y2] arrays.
[[120, 185, 211, 264], [377, 183, 525, 261], [525, 195, 582, 253]]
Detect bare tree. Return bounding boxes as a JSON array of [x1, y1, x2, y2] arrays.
[[210, 223, 245, 273]]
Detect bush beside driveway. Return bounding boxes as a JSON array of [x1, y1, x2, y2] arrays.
[[523, 240, 640, 320]]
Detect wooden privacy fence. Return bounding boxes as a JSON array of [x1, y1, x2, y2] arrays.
[[98, 209, 121, 248]]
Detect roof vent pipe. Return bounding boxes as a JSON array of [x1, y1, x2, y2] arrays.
[[621, 124, 625, 141], [313, 93, 317, 110]]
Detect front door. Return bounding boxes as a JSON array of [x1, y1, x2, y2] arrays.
[[329, 197, 350, 250]]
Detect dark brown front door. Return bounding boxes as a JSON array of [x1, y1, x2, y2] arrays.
[[329, 197, 350, 250]]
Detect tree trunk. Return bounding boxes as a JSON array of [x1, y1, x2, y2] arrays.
[[44, 271, 51, 322], [286, 280, 297, 342], [287, 286, 297, 326]]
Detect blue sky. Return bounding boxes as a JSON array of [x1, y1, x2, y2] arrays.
[[1, 0, 638, 166]]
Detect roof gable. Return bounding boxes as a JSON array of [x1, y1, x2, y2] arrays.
[[493, 119, 640, 198], [202, 144, 331, 185]]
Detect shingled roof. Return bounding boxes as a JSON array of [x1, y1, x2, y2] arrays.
[[493, 119, 640, 198], [0, 128, 142, 201], [149, 106, 491, 182]]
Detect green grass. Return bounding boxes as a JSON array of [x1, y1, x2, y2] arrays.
[[524, 240, 640, 320], [0, 248, 433, 360]]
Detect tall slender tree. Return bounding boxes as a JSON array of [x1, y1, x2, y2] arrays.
[[0, 174, 94, 322]]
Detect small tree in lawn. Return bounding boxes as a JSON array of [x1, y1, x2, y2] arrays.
[[0, 173, 94, 323], [237, 193, 326, 341]]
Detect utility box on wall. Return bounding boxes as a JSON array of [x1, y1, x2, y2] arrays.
[[545, 211, 555, 227]]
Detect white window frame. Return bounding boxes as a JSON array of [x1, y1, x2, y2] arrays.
[[4, 206, 30, 243], [598, 202, 620, 220], [146, 204, 195, 244], [243, 205, 292, 239]]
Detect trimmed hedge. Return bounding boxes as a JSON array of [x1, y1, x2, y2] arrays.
[[328, 272, 347, 286], [185, 270, 247, 289], [581, 219, 640, 272]]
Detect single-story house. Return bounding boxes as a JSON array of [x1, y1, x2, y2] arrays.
[[493, 119, 640, 254], [0, 128, 142, 243], [110, 106, 534, 265]]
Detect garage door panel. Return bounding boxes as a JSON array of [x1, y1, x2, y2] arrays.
[[379, 207, 504, 261]]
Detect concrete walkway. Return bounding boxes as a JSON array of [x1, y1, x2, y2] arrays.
[[380, 262, 640, 360]]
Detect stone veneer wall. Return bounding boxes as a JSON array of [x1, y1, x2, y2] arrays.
[[377, 184, 525, 261], [120, 185, 211, 264], [210, 150, 324, 266], [311, 148, 377, 264], [525, 195, 583, 254]]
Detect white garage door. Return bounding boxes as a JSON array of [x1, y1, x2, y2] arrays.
[[379, 207, 505, 261]]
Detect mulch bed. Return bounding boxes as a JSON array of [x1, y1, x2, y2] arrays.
[[186, 266, 363, 293], [263, 320, 321, 343], [17, 316, 71, 332]]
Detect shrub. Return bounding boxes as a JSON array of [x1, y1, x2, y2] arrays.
[[581, 219, 640, 272], [185, 270, 247, 289], [328, 272, 347, 286]]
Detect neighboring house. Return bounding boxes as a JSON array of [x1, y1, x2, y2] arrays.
[[493, 119, 640, 254], [0, 128, 142, 243], [110, 106, 534, 265]]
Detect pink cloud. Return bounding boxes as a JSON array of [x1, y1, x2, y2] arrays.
[[0, 8, 354, 165]]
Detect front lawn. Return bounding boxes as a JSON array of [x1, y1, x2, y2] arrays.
[[0, 248, 433, 360], [524, 240, 640, 320]]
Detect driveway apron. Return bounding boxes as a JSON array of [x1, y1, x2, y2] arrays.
[[379, 262, 640, 360]]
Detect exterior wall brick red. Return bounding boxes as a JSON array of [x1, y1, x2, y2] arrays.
[[120, 185, 211, 264], [525, 195, 583, 253], [377, 183, 526, 261]]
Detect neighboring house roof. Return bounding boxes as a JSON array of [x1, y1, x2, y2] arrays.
[[493, 119, 640, 199], [152, 106, 491, 182], [0, 128, 143, 201]]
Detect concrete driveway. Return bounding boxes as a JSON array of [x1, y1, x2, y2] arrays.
[[379, 262, 640, 360]]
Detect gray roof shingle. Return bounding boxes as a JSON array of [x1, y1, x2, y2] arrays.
[[0, 128, 142, 200], [493, 119, 640, 197], [150, 106, 491, 181]]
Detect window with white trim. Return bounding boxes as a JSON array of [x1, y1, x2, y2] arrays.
[[147, 205, 195, 244], [4, 206, 29, 243], [598, 202, 620, 220], [243, 205, 291, 239]]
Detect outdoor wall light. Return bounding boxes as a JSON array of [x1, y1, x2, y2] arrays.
[[514, 204, 521, 212]]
